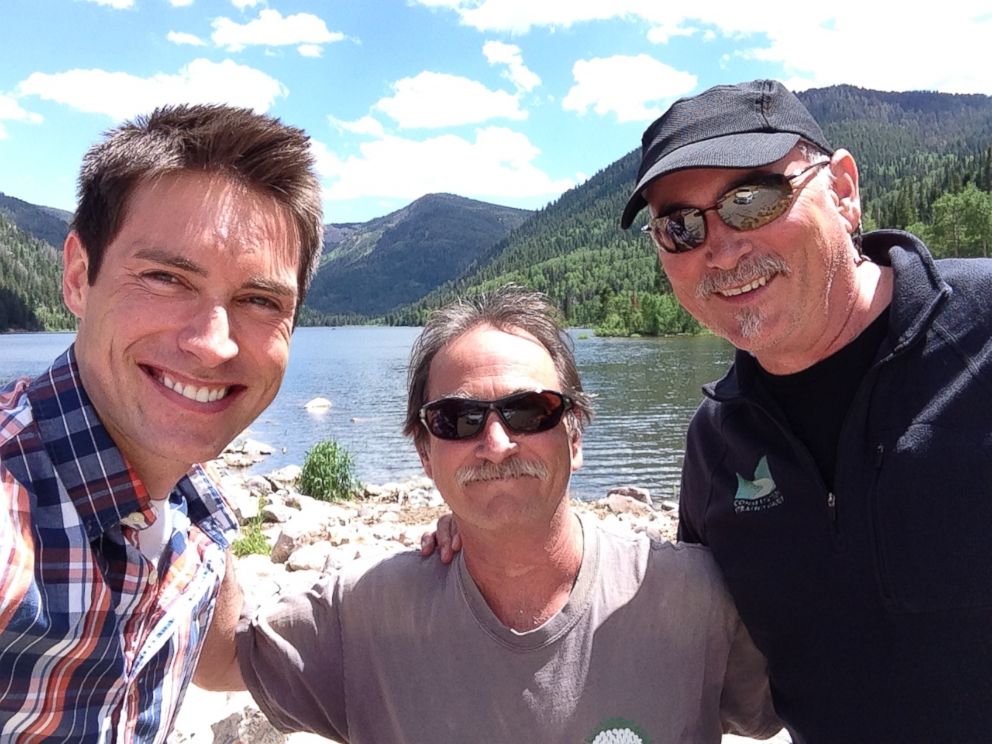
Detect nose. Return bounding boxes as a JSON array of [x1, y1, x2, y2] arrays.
[[475, 411, 518, 464], [702, 213, 754, 271], [178, 304, 239, 366]]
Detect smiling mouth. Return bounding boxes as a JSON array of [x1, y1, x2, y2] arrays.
[[716, 276, 768, 297], [147, 368, 231, 403]]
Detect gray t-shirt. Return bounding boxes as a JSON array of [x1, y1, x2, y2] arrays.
[[238, 516, 777, 743]]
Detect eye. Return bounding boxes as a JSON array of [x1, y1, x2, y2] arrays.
[[245, 295, 278, 309], [143, 270, 182, 285]]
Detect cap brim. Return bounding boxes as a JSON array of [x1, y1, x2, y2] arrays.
[[620, 132, 801, 229]]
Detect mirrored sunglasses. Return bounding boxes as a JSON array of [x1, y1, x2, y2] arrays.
[[642, 160, 829, 254], [419, 389, 572, 441]]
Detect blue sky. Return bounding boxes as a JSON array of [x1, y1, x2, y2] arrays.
[[2, 1, 990, 225]]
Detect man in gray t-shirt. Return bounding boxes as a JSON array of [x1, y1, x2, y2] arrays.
[[195, 286, 778, 743]]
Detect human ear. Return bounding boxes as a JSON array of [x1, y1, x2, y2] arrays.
[[828, 149, 862, 236], [569, 429, 583, 473], [62, 231, 91, 319], [417, 440, 434, 480]]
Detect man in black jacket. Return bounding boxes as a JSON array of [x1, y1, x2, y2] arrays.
[[620, 79, 992, 743]]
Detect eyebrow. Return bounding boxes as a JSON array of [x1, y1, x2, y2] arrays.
[[134, 247, 297, 297]]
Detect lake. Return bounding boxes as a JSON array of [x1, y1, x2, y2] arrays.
[[0, 327, 733, 503]]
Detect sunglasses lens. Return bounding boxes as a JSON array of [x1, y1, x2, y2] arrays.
[[421, 391, 569, 440], [663, 210, 706, 253], [501, 391, 567, 433], [718, 178, 792, 231], [423, 398, 485, 440]]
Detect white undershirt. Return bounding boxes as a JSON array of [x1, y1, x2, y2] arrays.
[[136, 499, 173, 567]]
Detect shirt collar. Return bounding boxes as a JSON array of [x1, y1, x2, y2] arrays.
[[27, 345, 236, 546]]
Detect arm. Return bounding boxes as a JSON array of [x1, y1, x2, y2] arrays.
[[193, 549, 246, 690], [720, 617, 781, 739]]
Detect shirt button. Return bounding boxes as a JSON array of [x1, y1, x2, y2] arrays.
[[147, 571, 158, 586]]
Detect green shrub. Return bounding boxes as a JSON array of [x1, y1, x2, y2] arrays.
[[232, 495, 270, 557], [299, 439, 359, 501]]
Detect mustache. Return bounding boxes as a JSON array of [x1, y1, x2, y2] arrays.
[[455, 459, 550, 486], [696, 254, 790, 298]]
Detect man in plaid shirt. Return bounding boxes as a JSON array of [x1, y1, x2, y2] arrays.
[[0, 104, 323, 742]]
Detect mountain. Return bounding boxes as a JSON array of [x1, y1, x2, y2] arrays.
[[3, 84, 991, 334], [304, 193, 532, 319], [388, 85, 992, 330], [0, 213, 75, 331], [0, 192, 72, 250]]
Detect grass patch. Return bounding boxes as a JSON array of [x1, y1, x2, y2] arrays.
[[231, 495, 270, 557]]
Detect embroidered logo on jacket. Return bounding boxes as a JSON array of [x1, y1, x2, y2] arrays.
[[733, 455, 783, 513]]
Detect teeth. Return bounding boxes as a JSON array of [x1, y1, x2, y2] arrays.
[[161, 373, 229, 403], [718, 276, 768, 297]]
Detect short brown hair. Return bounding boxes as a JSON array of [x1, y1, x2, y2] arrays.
[[71, 104, 323, 313], [403, 285, 593, 450]]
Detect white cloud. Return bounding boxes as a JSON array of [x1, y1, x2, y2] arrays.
[[167, 31, 206, 46], [211, 9, 345, 55], [169, 0, 194, 7], [314, 127, 575, 203], [16, 58, 287, 121], [297, 43, 323, 58], [82, 0, 134, 8], [415, 0, 625, 34], [0, 95, 43, 124], [375, 71, 525, 129], [483, 41, 540, 93], [562, 54, 696, 123], [645, 21, 695, 45], [231, 0, 264, 8], [733, 5, 992, 94], [415, 1, 992, 94], [0, 95, 43, 139], [329, 115, 385, 138]]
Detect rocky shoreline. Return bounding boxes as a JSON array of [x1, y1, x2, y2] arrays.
[[170, 445, 787, 743]]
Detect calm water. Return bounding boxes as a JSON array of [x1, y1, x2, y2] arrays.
[[0, 328, 733, 502]]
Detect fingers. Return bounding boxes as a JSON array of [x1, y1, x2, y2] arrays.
[[419, 514, 461, 564], [420, 530, 438, 556]]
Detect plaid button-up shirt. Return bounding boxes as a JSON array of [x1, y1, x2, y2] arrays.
[[0, 346, 238, 743]]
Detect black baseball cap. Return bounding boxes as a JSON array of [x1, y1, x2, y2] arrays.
[[620, 79, 832, 229]]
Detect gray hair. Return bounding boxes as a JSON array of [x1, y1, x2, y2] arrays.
[[403, 285, 593, 449]]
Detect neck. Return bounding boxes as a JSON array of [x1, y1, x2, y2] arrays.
[[460, 505, 584, 631], [758, 259, 893, 375], [118, 447, 189, 502]]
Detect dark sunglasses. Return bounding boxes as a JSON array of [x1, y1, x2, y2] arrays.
[[642, 160, 829, 254], [419, 389, 573, 441]]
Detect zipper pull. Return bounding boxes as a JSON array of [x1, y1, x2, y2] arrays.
[[875, 444, 885, 467], [827, 492, 837, 523]]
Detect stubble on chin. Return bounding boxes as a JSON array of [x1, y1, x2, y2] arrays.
[[735, 307, 764, 341]]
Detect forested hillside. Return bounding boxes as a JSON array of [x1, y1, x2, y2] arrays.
[[389, 85, 992, 334], [0, 214, 75, 331], [304, 193, 532, 322], [0, 193, 72, 249], [4, 84, 991, 335]]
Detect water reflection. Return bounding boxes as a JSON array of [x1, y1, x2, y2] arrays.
[[0, 327, 734, 504]]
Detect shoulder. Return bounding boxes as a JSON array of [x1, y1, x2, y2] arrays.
[[0, 378, 35, 449], [645, 538, 725, 587], [594, 525, 728, 599], [336, 549, 456, 605]]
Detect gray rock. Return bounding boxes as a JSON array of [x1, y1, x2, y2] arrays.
[[606, 486, 652, 505], [211, 706, 287, 744], [287, 542, 333, 572], [605, 492, 655, 517]]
